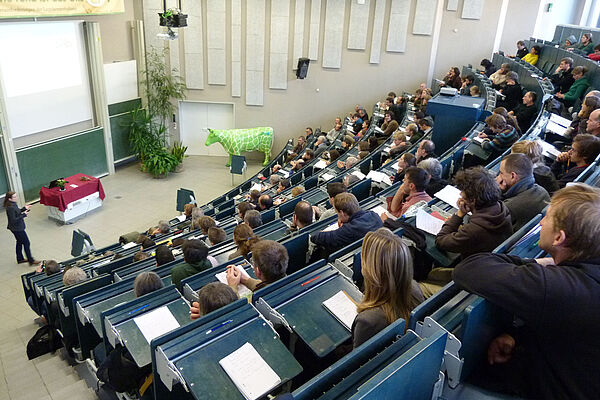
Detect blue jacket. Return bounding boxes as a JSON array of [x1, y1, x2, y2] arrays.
[[311, 209, 383, 252]]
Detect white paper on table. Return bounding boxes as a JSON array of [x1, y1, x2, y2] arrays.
[[366, 170, 387, 183], [539, 140, 561, 158], [408, 115, 414, 121], [322, 291, 358, 331], [473, 136, 485, 145], [434, 185, 462, 208], [215, 266, 252, 299], [233, 194, 243, 200], [313, 160, 328, 170], [352, 170, 366, 180], [133, 306, 181, 344], [69, 184, 78, 188], [372, 205, 397, 221], [383, 147, 391, 153], [219, 342, 281, 400], [391, 163, 401, 171], [545, 121, 568, 137], [374, 126, 384, 134], [250, 183, 263, 192], [176, 215, 186, 222], [122, 241, 138, 250], [321, 173, 335, 181], [382, 176, 392, 186], [549, 113, 571, 128], [279, 170, 290, 178], [323, 222, 339, 232], [416, 208, 446, 236]]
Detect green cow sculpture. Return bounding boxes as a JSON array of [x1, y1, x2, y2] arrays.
[[206, 127, 274, 166]]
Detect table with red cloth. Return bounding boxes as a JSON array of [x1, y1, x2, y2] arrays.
[[40, 173, 105, 222]]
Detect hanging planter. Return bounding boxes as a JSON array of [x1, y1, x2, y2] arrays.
[[158, 8, 187, 28]]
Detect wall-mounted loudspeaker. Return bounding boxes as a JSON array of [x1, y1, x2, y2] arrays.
[[296, 58, 310, 79]]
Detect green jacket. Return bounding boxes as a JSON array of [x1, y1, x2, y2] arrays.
[[171, 259, 212, 290], [575, 41, 595, 55], [563, 77, 590, 105]]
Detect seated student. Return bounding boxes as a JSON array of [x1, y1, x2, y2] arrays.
[[589, 43, 600, 60], [343, 174, 361, 187], [133, 251, 149, 262], [27, 260, 61, 319], [155, 245, 175, 266], [237, 201, 254, 220], [385, 96, 405, 123], [416, 139, 436, 163], [207, 227, 227, 246], [390, 152, 417, 184], [554, 66, 590, 112], [350, 113, 363, 134], [490, 63, 510, 88], [441, 66, 462, 89], [355, 119, 370, 139], [548, 57, 574, 94], [148, 220, 170, 236], [453, 184, 600, 400], [47, 266, 88, 329], [417, 118, 434, 139], [171, 239, 212, 291], [509, 91, 538, 133], [291, 185, 305, 198], [243, 209, 263, 229], [311, 193, 383, 254], [480, 58, 496, 77], [585, 108, 600, 137], [390, 124, 422, 158], [326, 118, 344, 143], [470, 86, 481, 97], [491, 106, 521, 135], [225, 240, 289, 294], [511, 140, 559, 194], [418, 91, 432, 113], [352, 228, 424, 348], [277, 178, 291, 194], [313, 182, 348, 221], [568, 32, 594, 55], [285, 200, 314, 235], [337, 156, 358, 170], [386, 167, 432, 218], [357, 151, 369, 161], [514, 40, 529, 59], [496, 72, 522, 111], [497, 154, 550, 232], [358, 107, 369, 122], [561, 34, 577, 49], [183, 203, 194, 219], [140, 237, 155, 250], [418, 158, 449, 197], [479, 114, 519, 156], [459, 74, 476, 96], [258, 194, 273, 211], [228, 223, 260, 261], [194, 216, 217, 235], [190, 282, 238, 320], [292, 135, 306, 154], [301, 149, 315, 162], [551, 134, 600, 188], [521, 45, 540, 66], [325, 149, 340, 164], [378, 111, 399, 138], [248, 189, 261, 207], [435, 167, 512, 258], [368, 136, 379, 152], [133, 271, 164, 297], [338, 135, 355, 155], [567, 95, 600, 137]]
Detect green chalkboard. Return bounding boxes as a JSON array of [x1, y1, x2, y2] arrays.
[[108, 98, 142, 117], [16, 128, 109, 202], [0, 140, 9, 196], [110, 112, 135, 162]]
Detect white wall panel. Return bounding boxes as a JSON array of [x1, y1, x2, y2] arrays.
[[462, 0, 485, 20], [386, 0, 410, 52], [182, 0, 204, 89], [308, 0, 321, 60], [370, 0, 386, 63], [292, 0, 306, 69], [347, 0, 370, 50], [322, 0, 346, 68], [231, 0, 242, 96], [206, 0, 226, 85], [269, 0, 290, 89], [413, 0, 436, 35], [246, 0, 266, 105]]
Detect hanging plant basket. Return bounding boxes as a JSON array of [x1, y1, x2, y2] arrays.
[[159, 12, 188, 28]]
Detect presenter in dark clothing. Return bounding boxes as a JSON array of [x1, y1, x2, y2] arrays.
[[4, 191, 38, 265]]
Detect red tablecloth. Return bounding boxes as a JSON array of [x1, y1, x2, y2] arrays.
[[39, 173, 106, 212]]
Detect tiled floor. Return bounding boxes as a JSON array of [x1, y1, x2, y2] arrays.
[[0, 156, 263, 399]]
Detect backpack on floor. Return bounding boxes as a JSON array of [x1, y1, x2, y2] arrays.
[[26, 325, 63, 360]]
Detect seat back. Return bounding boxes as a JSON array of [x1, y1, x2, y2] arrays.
[[230, 155, 246, 175], [279, 196, 303, 218], [282, 232, 310, 274], [349, 178, 372, 202], [260, 208, 276, 224]]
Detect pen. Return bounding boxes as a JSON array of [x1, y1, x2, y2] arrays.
[[528, 240, 540, 251], [206, 319, 233, 335], [301, 275, 320, 287], [128, 304, 149, 315]]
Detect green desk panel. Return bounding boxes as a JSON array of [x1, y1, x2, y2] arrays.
[[86, 290, 137, 337]]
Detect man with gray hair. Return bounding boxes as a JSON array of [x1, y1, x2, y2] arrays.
[[244, 209, 263, 229], [314, 135, 328, 157], [63, 266, 87, 287], [418, 158, 449, 197], [496, 153, 549, 231]]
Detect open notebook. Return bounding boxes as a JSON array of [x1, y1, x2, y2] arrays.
[[322, 291, 358, 331], [219, 342, 281, 400], [215, 266, 252, 299]]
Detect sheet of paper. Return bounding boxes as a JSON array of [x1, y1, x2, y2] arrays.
[[122, 241, 138, 250], [215, 266, 252, 299], [549, 113, 571, 128], [372, 205, 397, 221], [279, 170, 290, 178], [391, 162, 401, 171], [219, 342, 281, 400], [366, 170, 387, 183], [383, 147, 391, 153], [323, 222, 339, 232], [539, 140, 561, 158], [382, 176, 392, 186], [176, 215, 186, 222], [133, 306, 181, 344], [473, 136, 485, 144], [546, 121, 568, 137], [321, 173, 335, 181], [352, 170, 366, 180], [250, 183, 263, 192], [69, 184, 78, 188], [313, 159, 328, 170], [322, 291, 358, 331], [416, 208, 446, 236], [434, 185, 461, 208]]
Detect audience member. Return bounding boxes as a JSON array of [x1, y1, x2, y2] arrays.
[[229, 223, 260, 260], [292, 135, 306, 154], [386, 167, 432, 218], [514, 40, 529, 59], [171, 239, 212, 290], [511, 140, 559, 194], [358, 151, 369, 160], [155, 245, 175, 266], [343, 174, 360, 187], [442, 67, 462, 89], [459, 75, 476, 96], [490, 63, 510, 88], [190, 282, 238, 320], [226, 240, 288, 294], [183, 203, 194, 219], [243, 209, 263, 229], [379, 111, 399, 138], [492, 107, 521, 134], [355, 119, 370, 139], [134, 271, 164, 297], [352, 228, 424, 348], [133, 250, 149, 262], [497, 154, 550, 231], [285, 201, 314, 235], [63, 267, 87, 287], [207, 227, 227, 246], [453, 184, 600, 400], [237, 201, 254, 220], [479, 114, 519, 155], [521, 45, 540, 66], [416, 140, 436, 163], [588, 44, 600, 60], [313, 135, 328, 156], [585, 108, 600, 136], [496, 71, 522, 110], [390, 124, 421, 157], [368, 136, 379, 152], [418, 158, 449, 197], [140, 238, 155, 250], [337, 156, 358, 170], [510, 91, 538, 133], [311, 193, 382, 254], [435, 167, 512, 258], [196, 216, 217, 235], [248, 189, 261, 207], [385, 96, 405, 123], [417, 117, 434, 138], [548, 57, 574, 94], [350, 113, 363, 133], [327, 149, 340, 164], [277, 178, 291, 194], [470, 86, 481, 97], [561, 34, 577, 49], [358, 107, 369, 122], [551, 134, 600, 187], [326, 117, 344, 143], [258, 194, 273, 211], [291, 185, 305, 198], [390, 152, 417, 183], [480, 58, 496, 77], [554, 66, 589, 111], [568, 32, 594, 55], [313, 182, 347, 221], [565, 95, 600, 137]]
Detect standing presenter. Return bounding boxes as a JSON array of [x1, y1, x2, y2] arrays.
[[5, 191, 39, 265]]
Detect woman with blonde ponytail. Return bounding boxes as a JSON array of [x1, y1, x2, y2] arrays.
[[353, 228, 424, 348]]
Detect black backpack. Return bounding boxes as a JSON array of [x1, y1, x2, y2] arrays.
[[97, 345, 151, 394], [26, 325, 63, 360]]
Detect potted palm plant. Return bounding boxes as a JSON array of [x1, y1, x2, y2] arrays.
[[170, 141, 188, 172]]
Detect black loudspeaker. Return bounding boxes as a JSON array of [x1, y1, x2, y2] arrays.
[[296, 58, 310, 79]]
